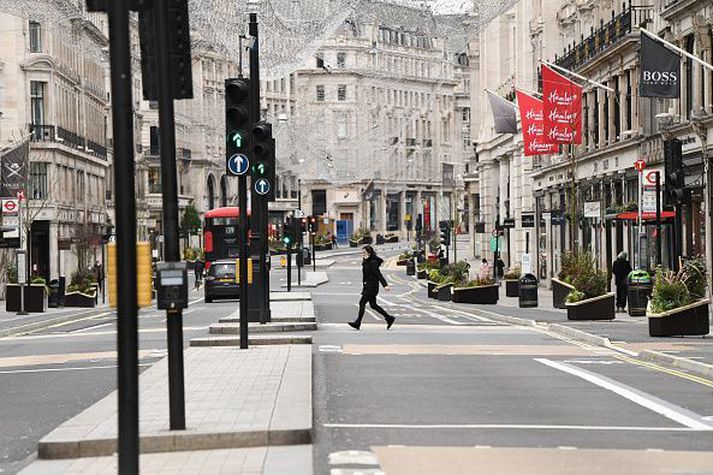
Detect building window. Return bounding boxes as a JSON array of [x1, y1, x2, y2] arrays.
[[337, 112, 348, 139], [685, 34, 694, 119], [337, 85, 346, 101], [337, 52, 346, 68], [29, 21, 42, 53], [150, 126, 160, 154], [316, 85, 325, 102], [30, 81, 46, 127], [149, 167, 161, 193], [316, 56, 324, 69], [29, 162, 48, 199], [461, 107, 470, 122]]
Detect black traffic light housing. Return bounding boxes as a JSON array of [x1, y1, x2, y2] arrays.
[[225, 78, 252, 174], [439, 220, 451, 247], [664, 138, 687, 205], [308, 216, 319, 234], [250, 121, 275, 200], [281, 221, 294, 247]]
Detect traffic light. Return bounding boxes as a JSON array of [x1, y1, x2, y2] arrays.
[[308, 216, 318, 234], [281, 221, 293, 247], [300, 217, 307, 235], [225, 78, 252, 176], [251, 121, 275, 200], [439, 221, 451, 247], [664, 139, 687, 205]]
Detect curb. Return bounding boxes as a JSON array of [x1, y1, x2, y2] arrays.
[[0, 308, 110, 338], [38, 428, 312, 459], [638, 350, 713, 378], [547, 323, 613, 348], [468, 308, 537, 328]]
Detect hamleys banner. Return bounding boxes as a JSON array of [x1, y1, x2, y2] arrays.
[[542, 65, 582, 144], [516, 90, 558, 156]]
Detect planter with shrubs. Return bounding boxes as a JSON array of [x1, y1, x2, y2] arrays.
[[504, 267, 521, 298], [64, 268, 98, 308], [5, 275, 49, 312], [452, 277, 499, 304], [647, 260, 709, 337], [562, 251, 615, 321]]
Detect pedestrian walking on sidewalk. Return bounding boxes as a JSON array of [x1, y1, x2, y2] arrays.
[[330, 232, 338, 249], [348, 245, 395, 330], [612, 251, 632, 313]]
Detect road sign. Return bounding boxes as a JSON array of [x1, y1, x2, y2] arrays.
[[502, 218, 516, 228], [634, 159, 646, 172], [226, 153, 249, 176], [521, 253, 532, 274], [521, 214, 535, 228], [644, 170, 662, 186], [642, 189, 658, 213], [490, 236, 501, 252], [2, 199, 19, 214], [254, 178, 271, 196]]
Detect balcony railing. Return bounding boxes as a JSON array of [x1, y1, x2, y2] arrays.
[[555, 4, 653, 72], [30, 124, 107, 160]]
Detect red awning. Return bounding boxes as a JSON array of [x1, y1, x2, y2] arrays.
[[616, 211, 675, 221]]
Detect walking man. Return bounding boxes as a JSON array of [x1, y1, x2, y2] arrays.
[[612, 251, 632, 313], [348, 245, 395, 330]]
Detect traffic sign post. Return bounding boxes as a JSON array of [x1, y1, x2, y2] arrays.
[[254, 178, 270, 196], [635, 159, 646, 269]]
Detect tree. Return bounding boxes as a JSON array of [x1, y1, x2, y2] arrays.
[[180, 203, 201, 235]]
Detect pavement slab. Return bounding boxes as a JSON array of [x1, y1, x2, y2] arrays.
[[190, 335, 313, 346], [20, 444, 313, 475], [35, 345, 312, 459], [209, 322, 317, 334]]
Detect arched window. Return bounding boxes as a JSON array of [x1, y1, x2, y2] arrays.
[[207, 175, 216, 210], [220, 175, 228, 207]]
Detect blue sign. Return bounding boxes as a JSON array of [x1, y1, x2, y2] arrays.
[[227, 153, 249, 176], [254, 178, 271, 196]]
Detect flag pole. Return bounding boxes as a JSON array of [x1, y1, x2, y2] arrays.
[[539, 59, 615, 92], [640, 27, 713, 72]]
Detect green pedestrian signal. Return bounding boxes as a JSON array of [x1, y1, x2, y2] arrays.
[[282, 235, 292, 246]]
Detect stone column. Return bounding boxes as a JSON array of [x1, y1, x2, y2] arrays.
[[50, 221, 59, 280], [379, 191, 387, 234], [399, 191, 407, 239]]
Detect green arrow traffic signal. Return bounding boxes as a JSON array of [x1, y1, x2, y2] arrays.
[[252, 162, 267, 176], [228, 131, 243, 148]]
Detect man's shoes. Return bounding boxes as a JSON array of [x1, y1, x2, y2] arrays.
[[348, 321, 361, 330], [386, 316, 395, 330]]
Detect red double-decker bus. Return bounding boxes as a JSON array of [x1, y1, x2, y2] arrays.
[[203, 207, 244, 268]]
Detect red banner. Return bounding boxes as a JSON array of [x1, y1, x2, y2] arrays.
[[516, 90, 558, 156], [542, 65, 582, 144]]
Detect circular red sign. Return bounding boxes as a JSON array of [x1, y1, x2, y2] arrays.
[[3, 201, 17, 212], [634, 160, 646, 172]]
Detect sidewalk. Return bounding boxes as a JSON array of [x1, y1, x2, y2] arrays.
[[280, 271, 328, 288], [21, 344, 312, 474], [449, 284, 713, 377]]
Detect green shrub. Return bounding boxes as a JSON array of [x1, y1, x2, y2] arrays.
[[566, 290, 585, 303], [559, 250, 607, 299], [398, 252, 413, 260], [504, 266, 521, 280], [30, 275, 46, 285], [682, 258, 706, 300], [5, 263, 17, 284], [464, 277, 495, 287], [440, 261, 471, 286], [69, 268, 96, 294], [428, 269, 444, 283], [649, 268, 692, 313], [428, 235, 441, 252]]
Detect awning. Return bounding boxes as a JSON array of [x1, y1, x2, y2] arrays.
[[611, 211, 676, 221]]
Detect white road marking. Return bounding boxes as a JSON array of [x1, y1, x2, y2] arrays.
[[409, 306, 465, 325], [562, 359, 626, 365], [322, 423, 701, 431], [328, 450, 380, 466], [69, 322, 113, 334], [558, 446, 577, 450], [0, 363, 152, 375], [6, 327, 209, 340], [319, 345, 343, 353], [474, 445, 492, 449], [535, 358, 713, 431]]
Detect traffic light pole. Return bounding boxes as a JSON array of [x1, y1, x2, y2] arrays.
[[248, 13, 271, 324], [286, 245, 292, 292], [154, 0, 186, 431], [101, 0, 140, 471]]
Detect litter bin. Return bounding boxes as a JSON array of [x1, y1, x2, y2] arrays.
[[627, 270, 652, 317], [48, 279, 60, 308], [406, 259, 416, 276], [518, 273, 538, 308]]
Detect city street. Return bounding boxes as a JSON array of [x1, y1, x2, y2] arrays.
[[312, 249, 713, 474]]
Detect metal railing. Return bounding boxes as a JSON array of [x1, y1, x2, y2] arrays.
[[30, 124, 107, 160], [555, 4, 653, 71]]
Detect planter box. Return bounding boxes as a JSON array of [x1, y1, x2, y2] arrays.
[[566, 292, 615, 321], [427, 281, 439, 299], [417, 270, 428, 280], [362, 236, 373, 245], [5, 284, 48, 312], [505, 280, 519, 297], [65, 291, 98, 308], [552, 278, 576, 309], [396, 259, 409, 266], [647, 299, 710, 337], [436, 283, 453, 301], [313, 243, 333, 252], [385, 235, 399, 243], [349, 240, 359, 248], [452, 285, 499, 304]]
